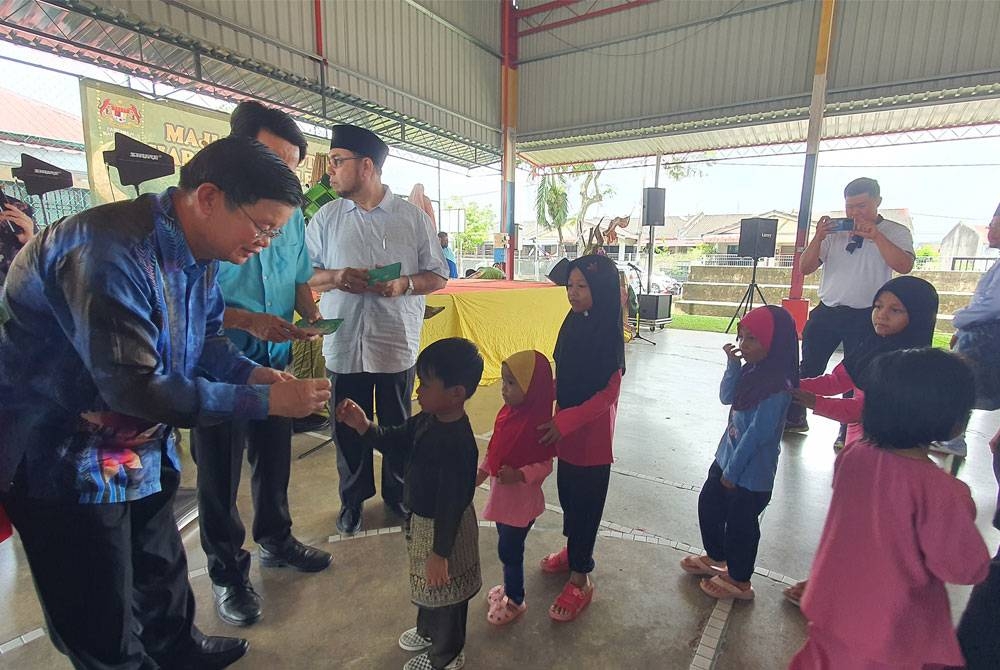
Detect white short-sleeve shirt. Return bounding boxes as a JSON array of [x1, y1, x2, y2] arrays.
[[305, 187, 449, 374], [817, 217, 915, 309]]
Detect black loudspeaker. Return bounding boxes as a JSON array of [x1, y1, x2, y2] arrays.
[[737, 217, 778, 258], [642, 187, 665, 226], [638, 294, 672, 320]]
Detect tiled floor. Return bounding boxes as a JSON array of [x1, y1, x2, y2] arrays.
[[1, 329, 998, 669]]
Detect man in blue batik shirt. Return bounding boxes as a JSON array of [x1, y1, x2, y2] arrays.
[[0, 136, 331, 670], [190, 102, 332, 630]]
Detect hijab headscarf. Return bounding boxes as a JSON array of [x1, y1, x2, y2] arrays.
[[732, 305, 800, 411], [842, 276, 938, 391], [553, 254, 626, 408], [482, 350, 556, 475]]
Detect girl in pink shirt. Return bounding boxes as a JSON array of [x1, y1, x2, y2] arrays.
[[785, 276, 939, 607], [477, 350, 556, 626], [538, 254, 625, 623], [789, 348, 990, 670]]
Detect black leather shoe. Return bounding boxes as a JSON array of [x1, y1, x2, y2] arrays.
[[336, 505, 362, 535], [212, 583, 262, 627], [171, 630, 249, 670], [259, 537, 332, 572], [293, 413, 330, 434], [384, 500, 410, 520]]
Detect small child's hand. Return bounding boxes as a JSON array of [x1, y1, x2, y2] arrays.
[[721, 476, 736, 490], [723, 343, 742, 363], [475, 468, 489, 486], [497, 465, 525, 485], [335, 399, 370, 433], [426, 552, 450, 587], [790, 388, 817, 409]]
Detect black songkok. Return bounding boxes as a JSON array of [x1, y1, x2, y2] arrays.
[[329, 124, 389, 168]]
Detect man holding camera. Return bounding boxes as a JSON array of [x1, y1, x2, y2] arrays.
[[786, 177, 915, 443]]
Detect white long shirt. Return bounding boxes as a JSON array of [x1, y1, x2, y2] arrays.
[[305, 187, 448, 374]]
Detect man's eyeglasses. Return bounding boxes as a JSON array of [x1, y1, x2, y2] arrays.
[[327, 155, 365, 168], [239, 205, 282, 240], [845, 235, 863, 254]]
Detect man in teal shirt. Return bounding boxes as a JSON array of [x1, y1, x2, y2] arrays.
[[190, 102, 332, 628]]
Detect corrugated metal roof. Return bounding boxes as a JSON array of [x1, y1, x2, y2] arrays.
[[0, 0, 501, 168], [516, 0, 1000, 165], [518, 92, 1000, 166]]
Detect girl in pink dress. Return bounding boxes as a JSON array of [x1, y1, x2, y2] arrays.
[[789, 348, 990, 670], [477, 350, 556, 625], [784, 276, 939, 607]]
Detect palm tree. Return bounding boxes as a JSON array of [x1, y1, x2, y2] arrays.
[[535, 172, 569, 254]]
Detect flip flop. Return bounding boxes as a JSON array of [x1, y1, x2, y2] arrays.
[[680, 555, 727, 576], [699, 575, 755, 601], [548, 581, 594, 622], [783, 580, 807, 607], [540, 547, 570, 574]]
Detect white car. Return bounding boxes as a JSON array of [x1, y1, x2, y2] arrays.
[[618, 263, 681, 295]]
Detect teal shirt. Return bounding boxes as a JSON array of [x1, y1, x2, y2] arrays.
[[217, 208, 312, 369]]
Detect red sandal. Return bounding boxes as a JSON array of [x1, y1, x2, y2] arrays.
[[548, 581, 594, 622], [540, 547, 570, 574]]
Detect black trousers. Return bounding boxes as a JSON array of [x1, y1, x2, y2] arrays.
[[556, 460, 611, 575], [787, 301, 873, 426], [697, 461, 772, 583], [327, 368, 415, 508], [1, 466, 197, 670], [497, 521, 533, 605], [190, 416, 293, 586], [416, 601, 467, 669]]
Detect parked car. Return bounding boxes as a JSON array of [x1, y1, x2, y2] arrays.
[[617, 263, 682, 295]]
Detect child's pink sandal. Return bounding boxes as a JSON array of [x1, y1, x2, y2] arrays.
[[486, 584, 505, 605], [487, 596, 527, 626], [540, 547, 570, 574], [548, 581, 594, 622]]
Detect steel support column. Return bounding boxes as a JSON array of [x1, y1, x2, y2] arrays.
[[784, 0, 837, 334], [501, 0, 518, 280]]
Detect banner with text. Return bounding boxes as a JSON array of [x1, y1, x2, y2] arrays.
[[80, 79, 329, 203]]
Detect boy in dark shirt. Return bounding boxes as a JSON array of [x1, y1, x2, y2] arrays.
[[336, 337, 483, 670]]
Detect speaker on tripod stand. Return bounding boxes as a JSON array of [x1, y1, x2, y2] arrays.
[[726, 217, 777, 333]]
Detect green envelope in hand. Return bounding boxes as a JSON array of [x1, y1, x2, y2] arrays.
[[367, 262, 402, 286], [296, 318, 343, 335]]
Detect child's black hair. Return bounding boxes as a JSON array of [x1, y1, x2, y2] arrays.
[[416, 337, 484, 399], [862, 348, 975, 450]]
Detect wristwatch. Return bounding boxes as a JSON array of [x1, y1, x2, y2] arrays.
[[404, 275, 415, 296]]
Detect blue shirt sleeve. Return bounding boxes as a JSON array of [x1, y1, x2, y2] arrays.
[[720, 359, 741, 405], [52, 243, 268, 428], [953, 260, 1000, 330]]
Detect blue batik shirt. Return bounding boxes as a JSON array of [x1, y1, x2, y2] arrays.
[[0, 188, 269, 503]]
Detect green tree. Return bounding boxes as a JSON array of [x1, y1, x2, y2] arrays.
[[448, 199, 496, 254], [534, 172, 569, 253]]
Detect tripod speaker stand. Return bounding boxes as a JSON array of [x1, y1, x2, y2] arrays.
[[725, 217, 778, 333], [726, 256, 769, 333]]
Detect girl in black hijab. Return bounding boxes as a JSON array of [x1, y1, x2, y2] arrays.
[[538, 254, 625, 623], [791, 275, 938, 450]]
